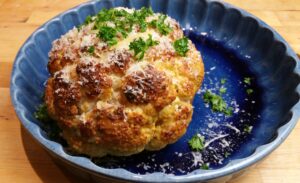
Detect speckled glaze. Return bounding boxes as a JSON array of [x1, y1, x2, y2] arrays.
[[10, 0, 300, 182]]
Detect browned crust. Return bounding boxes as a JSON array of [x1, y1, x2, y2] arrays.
[[49, 74, 81, 116], [76, 62, 112, 98], [109, 49, 132, 74], [122, 65, 168, 104]]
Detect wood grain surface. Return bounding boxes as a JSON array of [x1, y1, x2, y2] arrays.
[[0, 0, 300, 182]]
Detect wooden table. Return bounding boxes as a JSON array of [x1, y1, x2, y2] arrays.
[[0, 0, 299, 182]]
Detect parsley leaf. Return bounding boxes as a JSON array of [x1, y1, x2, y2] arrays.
[[95, 8, 112, 22], [139, 20, 148, 32], [203, 91, 233, 116], [173, 37, 189, 56], [149, 15, 172, 35], [200, 163, 209, 170], [224, 152, 231, 158], [84, 15, 93, 25], [244, 125, 253, 133], [246, 88, 254, 95], [34, 103, 62, 140], [34, 104, 51, 122], [188, 134, 205, 151], [224, 107, 233, 116], [244, 77, 251, 85], [129, 34, 159, 60], [221, 78, 227, 84], [129, 38, 147, 60], [133, 7, 154, 32], [97, 26, 118, 46], [87, 46, 95, 54], [134, 7, 154, 20], [219, 87, 227, 94]]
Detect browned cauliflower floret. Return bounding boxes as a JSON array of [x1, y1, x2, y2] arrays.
[[45, 7, 204, 157]]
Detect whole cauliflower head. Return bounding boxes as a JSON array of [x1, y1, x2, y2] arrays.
[[45, 7, 204, 157]]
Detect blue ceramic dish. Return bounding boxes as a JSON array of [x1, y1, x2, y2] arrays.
[[10, 0, 300, 182]]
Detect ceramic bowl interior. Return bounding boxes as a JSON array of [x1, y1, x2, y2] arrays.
[[10, 0, 300, 182]]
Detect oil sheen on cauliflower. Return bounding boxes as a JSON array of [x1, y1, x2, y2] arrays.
[[45, 7, 204, 157]]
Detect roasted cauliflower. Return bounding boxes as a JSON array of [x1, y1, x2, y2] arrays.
[[45, 7, 204, 157]]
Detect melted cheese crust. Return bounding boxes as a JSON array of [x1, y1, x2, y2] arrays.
[[45, 8, 205, 157]]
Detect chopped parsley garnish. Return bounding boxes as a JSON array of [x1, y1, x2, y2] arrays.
[[224, 152, 231, 158], [133, 7, 154, 22], [34, 104, 51, 122], [129, 34, 159, 60], [34, 103, 62, 140], [203, 91, 233, 116], [133, 7, 154, 32], [221, 78, 227, 84], [84, 15, 93, 25], [246, 88, 254, 95], [188, 134, 205, 151], [149, 15, 172, 35], [244, 77, 251, 85], [200, 163, 209, 170], [243, 77, 254, 95], [219, 87, 227, 94], [173, 37, 189, 56], [244, 125, 253, 133], [87, 46, 95, 54], [83, 7, 156, 46], [79, 7, 186, 59], [97, 26, 118, 46], [224, 107, 233, 116]]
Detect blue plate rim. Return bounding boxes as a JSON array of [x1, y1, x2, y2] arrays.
[[10, 0, 300, 182]]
